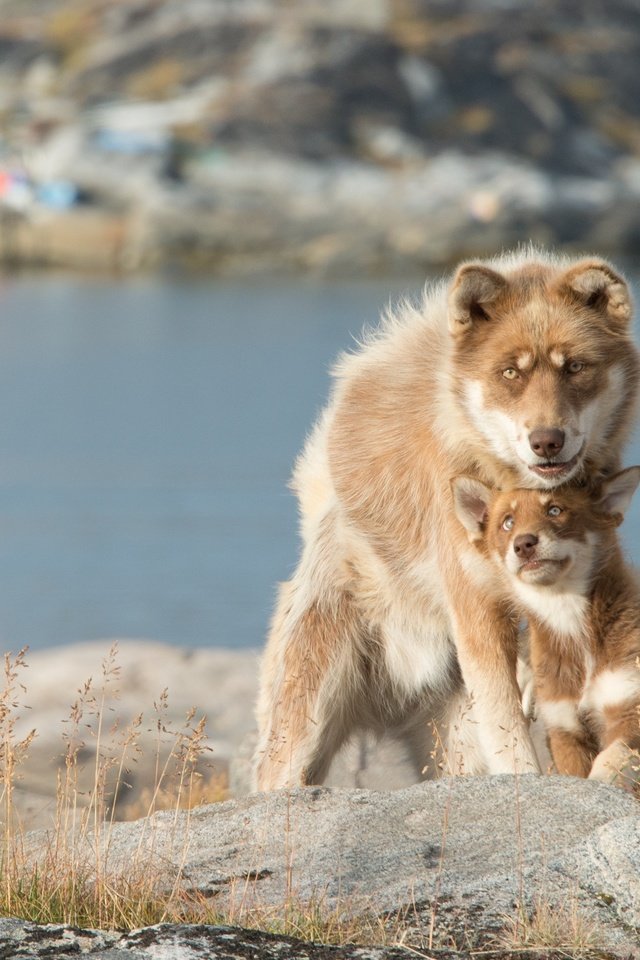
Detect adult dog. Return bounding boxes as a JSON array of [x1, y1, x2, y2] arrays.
[[254, 249, 639, 789]]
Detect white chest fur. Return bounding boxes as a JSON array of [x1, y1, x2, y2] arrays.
[[513, 581, 588, 642]]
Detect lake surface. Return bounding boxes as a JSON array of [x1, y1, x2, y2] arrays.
[[0, 273, 416, 652], [0, 272, 638, 654]]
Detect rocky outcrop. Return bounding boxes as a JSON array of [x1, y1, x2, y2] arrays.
[[0, 918, 414, 958], [0, 917, 584, 959], [3, 1, 640, 272], [7, 648, 640, 959], [22, 777, 640, 957]]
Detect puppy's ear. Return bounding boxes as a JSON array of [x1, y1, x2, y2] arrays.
[[448, 265, 507, 336], [451, 476, 493, 540], [598, 466, 640, 523], [560, 260, 632, 331]]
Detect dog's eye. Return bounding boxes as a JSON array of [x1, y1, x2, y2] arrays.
[[502, 367, 519, 381], [566, 360, 584, 374], [548, 505, 563, 517], [502, 515, 515, 531]]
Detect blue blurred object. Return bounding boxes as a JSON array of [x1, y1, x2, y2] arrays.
[[36, 180, 79, 210], [92, 128, 168, 156]]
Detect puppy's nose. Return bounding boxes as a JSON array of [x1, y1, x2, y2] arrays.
[[529, 427, 565, 459], [513, 533, 539, 558]]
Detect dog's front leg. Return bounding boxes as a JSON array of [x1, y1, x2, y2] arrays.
[[449, 591, 541, 775]]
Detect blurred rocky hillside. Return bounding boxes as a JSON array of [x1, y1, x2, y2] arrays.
[[1, 0, 640, 273]]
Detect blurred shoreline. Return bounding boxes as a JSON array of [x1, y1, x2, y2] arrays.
[[4, 138, 640, 278], [3, 1, 640, 276]]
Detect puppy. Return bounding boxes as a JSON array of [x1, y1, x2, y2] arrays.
[[452, 468, 640, 788]]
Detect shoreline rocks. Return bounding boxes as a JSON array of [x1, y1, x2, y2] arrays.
[[0, 919, 418, 959]]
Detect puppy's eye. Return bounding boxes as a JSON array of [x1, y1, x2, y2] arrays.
[[548, 505, 563, 517], [566, 360, 584, 374], [502, 515, 515, 531], [502, 367, 519, 381]]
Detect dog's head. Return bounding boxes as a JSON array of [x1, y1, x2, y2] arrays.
[[451, 467, 640, 590], [448, 255, 639, 488]]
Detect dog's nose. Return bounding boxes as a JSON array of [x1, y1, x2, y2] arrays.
[[529, 427, 565, 459], [513, 533, 539, 558]]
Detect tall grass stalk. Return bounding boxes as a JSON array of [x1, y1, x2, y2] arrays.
[[499, 892, 602, 957], [0, 645, 224, 931], [0, 646, 408, 946]]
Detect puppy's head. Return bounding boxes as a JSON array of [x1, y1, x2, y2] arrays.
[[451, 467, 640, 589]]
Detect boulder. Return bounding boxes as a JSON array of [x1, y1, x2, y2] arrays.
[[23, 776, 640, 957]]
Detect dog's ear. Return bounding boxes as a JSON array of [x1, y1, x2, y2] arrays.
[[448, 265, 507, 336], [451, 476, 493, 540], [560, 260, 632, 331], [598, 466, 640, 524]]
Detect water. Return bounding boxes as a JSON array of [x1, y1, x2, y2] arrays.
[[0, 272, 638, 654], [0, 273, 414, 652]]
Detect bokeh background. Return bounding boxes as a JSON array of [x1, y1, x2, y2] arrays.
[[1, 0, 640, 653]]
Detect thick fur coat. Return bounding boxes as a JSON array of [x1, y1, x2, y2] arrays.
[[255, 249, 639, 789]]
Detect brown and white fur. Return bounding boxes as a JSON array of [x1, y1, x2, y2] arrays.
[[452, 469, 640, 789], [254, 249, 639, 790]]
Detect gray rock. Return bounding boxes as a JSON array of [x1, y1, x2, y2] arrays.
[[24, 776, 640, 956], [16, 916, 599, 959], [0, 917, 628, 958], [564, 816, 640, 928], [0, 917, 416, 959]]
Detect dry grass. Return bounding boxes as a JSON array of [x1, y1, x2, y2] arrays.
[[0, 646, 408, 945], [0, 647, 623, 954], [119, 769, 229, 822], [0, 645, 221, 931], [222, 892, 408, 949], [498, 895, 602, 958]]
